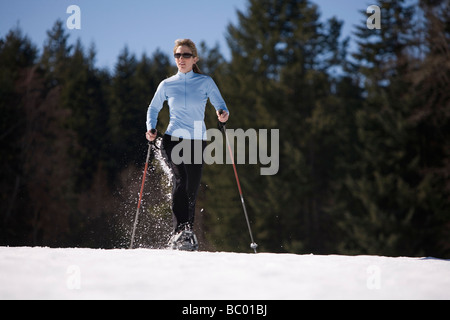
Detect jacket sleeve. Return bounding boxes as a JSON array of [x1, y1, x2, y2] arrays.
[[207, 77, 230, 115], [146, 81, 167, 131]]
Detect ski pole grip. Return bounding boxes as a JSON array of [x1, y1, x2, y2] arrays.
[[218, 109, 227, 131], [148, 128, 157, 145]]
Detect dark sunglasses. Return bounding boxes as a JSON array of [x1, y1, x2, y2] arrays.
[[174, 53, 194, 59]]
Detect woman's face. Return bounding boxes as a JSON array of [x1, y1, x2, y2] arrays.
[[175, 45, 199, 73]]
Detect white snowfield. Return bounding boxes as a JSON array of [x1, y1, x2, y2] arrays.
[[0, 246, 449, 300]]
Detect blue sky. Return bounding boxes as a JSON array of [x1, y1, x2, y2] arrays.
[[0, 0, 371, 71]]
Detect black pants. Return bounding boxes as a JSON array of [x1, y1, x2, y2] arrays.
[[161, 134, 206, 233]]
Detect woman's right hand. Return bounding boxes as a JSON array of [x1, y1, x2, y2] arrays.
[[146, 129, 157, 141]]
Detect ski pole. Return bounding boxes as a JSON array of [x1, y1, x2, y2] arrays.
[[218, 110, 258, 253], [129, 129, 156, 249]]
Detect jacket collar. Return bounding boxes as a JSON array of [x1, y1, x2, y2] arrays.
[[177, 70, 195, 79]]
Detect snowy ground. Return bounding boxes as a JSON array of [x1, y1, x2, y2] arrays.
[[0, 246, 449, 300]]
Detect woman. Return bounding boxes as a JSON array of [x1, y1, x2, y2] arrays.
[[146, 39, 229, 250]]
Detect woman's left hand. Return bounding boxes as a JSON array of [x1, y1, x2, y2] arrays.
[[217, 110, 229, 123]]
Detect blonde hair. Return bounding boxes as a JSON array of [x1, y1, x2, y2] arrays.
[[174, 39, 202, 74]]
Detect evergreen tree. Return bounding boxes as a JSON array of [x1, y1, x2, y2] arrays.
[[205, 0, 349, 253], [108, 47, 140, 167], [0, 21, 78, 246], [338, 0, 450, 257], [0, 28, 38, 244], [40, 20, 73, 88], [61, 40, 108, 190], [406, 0, 450, 256]]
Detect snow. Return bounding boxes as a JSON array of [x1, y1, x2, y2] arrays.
[[0, 246, 449, 300]]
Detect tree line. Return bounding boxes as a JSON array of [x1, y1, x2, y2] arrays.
[[1, 0, 449, 257]]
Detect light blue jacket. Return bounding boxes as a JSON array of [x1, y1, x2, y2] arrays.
[[147, 70, 229, 140]]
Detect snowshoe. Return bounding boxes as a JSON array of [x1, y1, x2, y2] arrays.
[[167, 227, 199, 251]]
